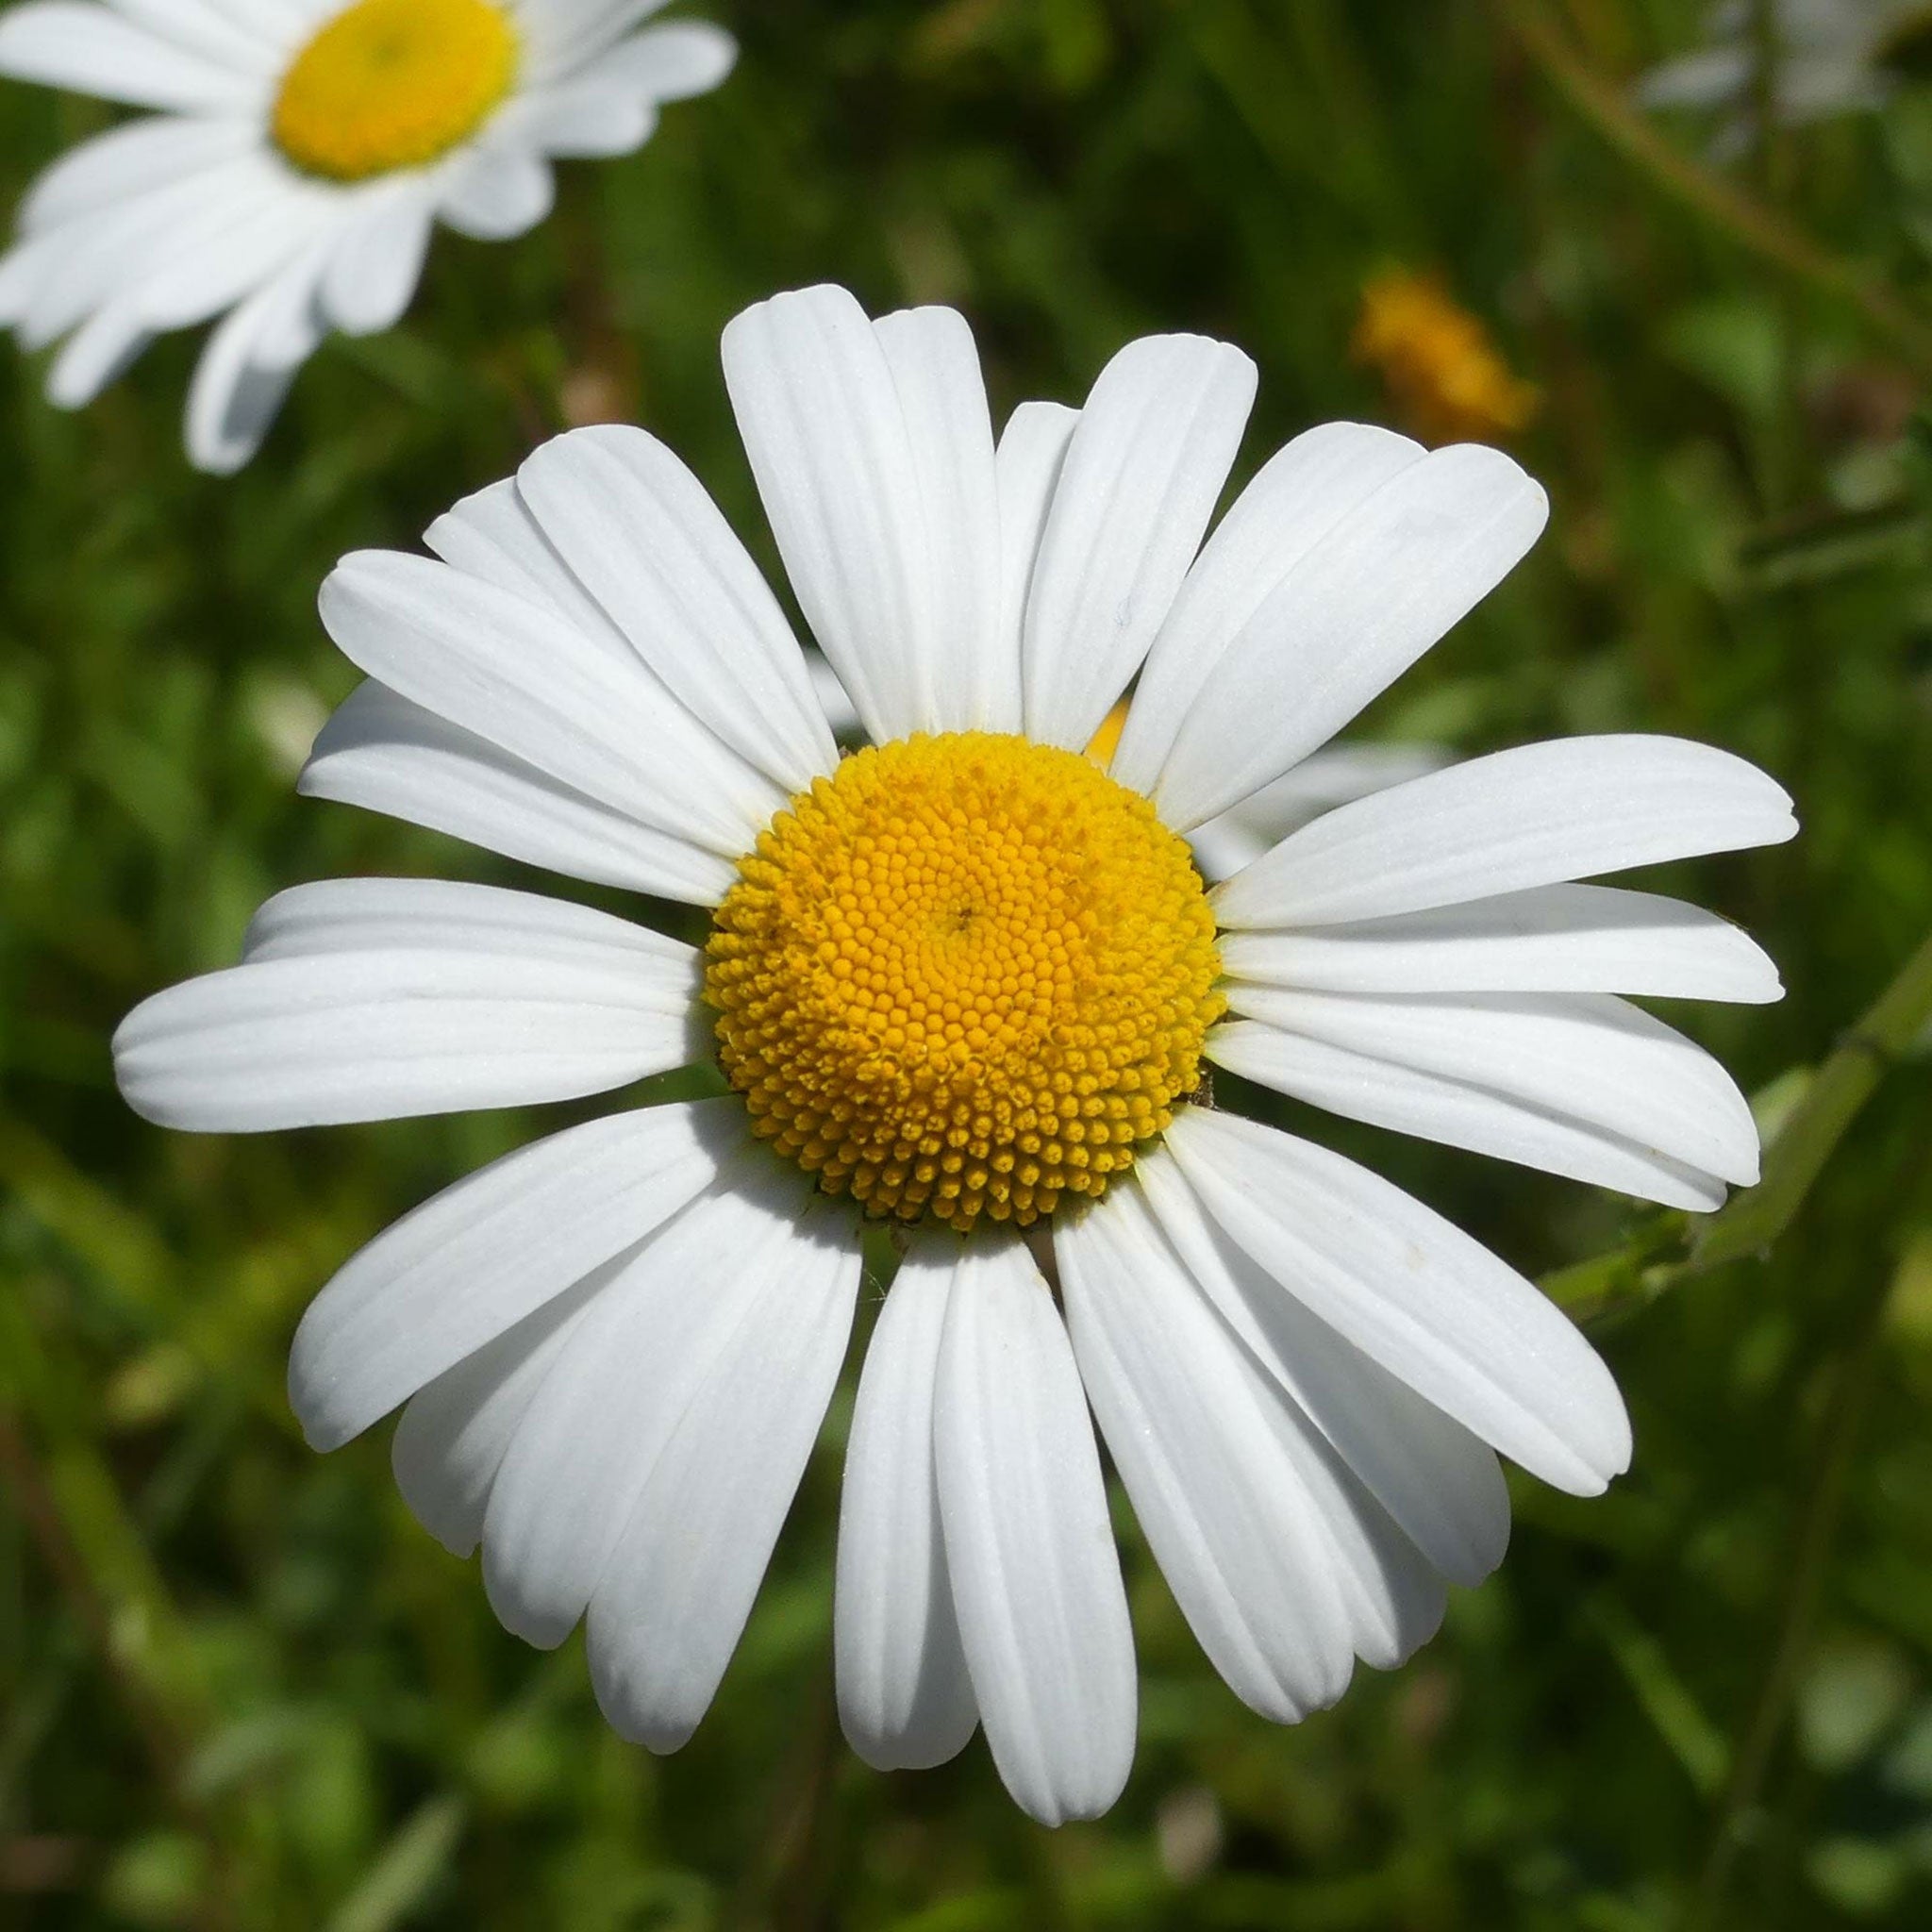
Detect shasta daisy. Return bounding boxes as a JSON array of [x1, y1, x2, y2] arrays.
[[115, 283, 1798, 1824]]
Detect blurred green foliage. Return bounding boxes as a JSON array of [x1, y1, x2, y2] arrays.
[[3, 0, 1932, 1926]]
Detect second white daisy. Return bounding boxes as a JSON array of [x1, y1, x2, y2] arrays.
[[0, 0, 735, 470]]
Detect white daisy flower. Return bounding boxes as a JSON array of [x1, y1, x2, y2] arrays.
[[113, 285, 1798, 1824], [0, 0, 734, 471], [1637, 0, 1930, 143]]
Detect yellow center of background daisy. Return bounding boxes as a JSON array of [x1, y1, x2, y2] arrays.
[[273, 0, 518, 183], [705, 732, 1224, 1233]]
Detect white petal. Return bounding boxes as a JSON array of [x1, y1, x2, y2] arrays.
[[390, 1263, 608, 1557], [425, 476, 629, 658], [1133, 1150, 1509, 1587], [112, 880, 702, 1131], [934, 1239, 1136, 1826], [19, 114, 253, 233], [835, 1247, 978, 1773], [514, 426, 837, 791], [1213, 735, 1799, 929], [0, 3, 261, 110], [290, 1095, 736, 1449], [1165, 1108, 1631, 1495], [1066, 1186, 1448, 1674], [437, 145, 554, 242], [95, 0, 274, 64], [320, 184, 433, 336], [1150, 445, 1550, 829], [123, 168, 324, 331], [1110, 422, 1424, 793], [300, 681, 735, 905], [597, 20, 737, 101], [874, 304, 1010, 730], [502, 81, 660, 157], [318, 549, 786, 858], [1221, 882, 1783, 1002], [1218, 985, 1758, 1196], [1058, 1193, 1360, 1719], [1021, 333, 1256, 751], [182, 243, 327, 474], [478, 1164, 810, 1647], [46, 298, 152, 407], [1210, 1020, 1729, 1213], [1217, 981, 1759, 1183], [587, 1207, 860, 1750], [523, 0, 674, 81], [992, 400, 1078, 672], [721, 285, 1005, 741], [1186, 743, 1449, 882]]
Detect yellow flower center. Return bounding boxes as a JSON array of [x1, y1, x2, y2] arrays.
[[705, 733, 1224, 1233], [273, 0, 518, 183]]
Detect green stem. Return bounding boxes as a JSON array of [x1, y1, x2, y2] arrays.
[[1495, 0, 1932, 374]]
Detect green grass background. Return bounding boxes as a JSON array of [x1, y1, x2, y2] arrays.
[[4, 1, 1932, 1925]]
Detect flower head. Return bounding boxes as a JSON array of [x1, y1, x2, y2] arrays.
[[0, 0, 735, 470], [115, 285, 1797, 1824]]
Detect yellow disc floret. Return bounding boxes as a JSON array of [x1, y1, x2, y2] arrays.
[[273, 0, 517, 183], [705, 732, 1224, 1233]]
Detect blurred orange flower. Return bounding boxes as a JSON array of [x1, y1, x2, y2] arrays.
[[1352, 270, 1539, 444]]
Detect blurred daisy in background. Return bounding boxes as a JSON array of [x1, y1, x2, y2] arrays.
[[0, 0, 734, 471], [1351, 268, 1538, 447], [1636, 0, 1932, 148], [114, 285, 1796, 1824]]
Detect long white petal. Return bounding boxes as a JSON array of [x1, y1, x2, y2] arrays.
[[318, 549, 785, 857], [593, 20, 736, 100], [0, 3, 261, 110], [1218, 985, 1760, 1190], [874, 304, 1009, 730], [1110, 422, 1424, 792], [1133, 1150, 1509, 1587], [1058, 1194, 1360, 1719], [112, 883, 702, 1131], [182, 240, 327, 475], [1165, 1109, 1631, 1495], [1220, 881, 1782, 1002], [1021, 333, 1256, 752], [1210, 1022, 1729, 1212], [390, 1265, 609, 1557], [478, 1165, 814, 1647], [1186, 743, 1450, 882], [300, 681, 737, 904], [287, 1095, 736, 1448], [17, 114, 253, 235], [424, 476, 630, 658], [436, 144, 554, 241], [835, 1246, 978, 1772], [1214, 735, 1798, 929], [1151, 445, 1549, 829], [721, 285, 1003, 741], [319, 183, 434, 337], [991, 400, 1078, 674], [934, 1239, 1136, 1826], [588, 1207, 861, 1751], [514, 425, 837, 790]]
